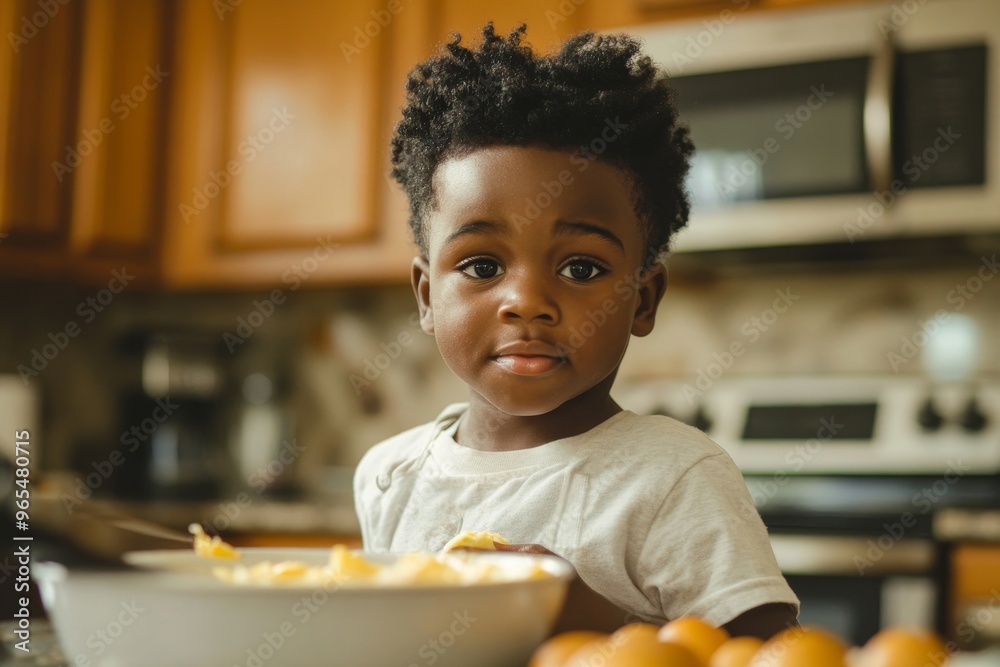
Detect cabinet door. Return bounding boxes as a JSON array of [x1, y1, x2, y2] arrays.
[[0, 0, 80, 274], [583, 0, 867, 31], [67, 0, 170, 284], [162, 0, 417, 288], [0, 0, 170, 285], [435, 0, 587, 55]]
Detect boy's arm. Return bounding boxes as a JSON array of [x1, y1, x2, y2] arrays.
[[721, 602, 799, 640], [493, 543, 797, 639], [552, 574, 630, 634], [493, 543, 628, 634]]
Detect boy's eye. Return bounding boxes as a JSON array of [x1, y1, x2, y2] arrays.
[[461, 259, 504, 279], [559, 260, 605, 281]]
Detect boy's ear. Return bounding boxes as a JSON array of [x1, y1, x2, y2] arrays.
[[630, 262, 667, 337], [411, 256, 435, 335]]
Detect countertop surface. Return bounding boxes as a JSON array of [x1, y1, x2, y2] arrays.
[[1, 621, 65, 667]]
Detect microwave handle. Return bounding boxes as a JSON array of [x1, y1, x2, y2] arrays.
[[864, 29, 896, 193]]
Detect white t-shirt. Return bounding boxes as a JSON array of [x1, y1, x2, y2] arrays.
[[353, 403, 799, 626]]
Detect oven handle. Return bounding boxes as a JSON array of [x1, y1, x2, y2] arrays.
[[863, 26, 896, 194], [770, 534, 935, 576]]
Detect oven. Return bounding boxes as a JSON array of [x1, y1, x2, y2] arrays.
[[618, 374, 1000, 644]]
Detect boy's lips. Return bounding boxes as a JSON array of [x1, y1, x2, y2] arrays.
[[491, 341, 566, 376]]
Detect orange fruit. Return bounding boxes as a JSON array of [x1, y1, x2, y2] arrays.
[[528, 631, 607, 667], [855, 627, 952, 667], [565, 624, 703, 667], [564, 634, 627, 667], [615, 622, 663, 643], [710, 636, 765, 667], [658, 616, 730, 663], [748, 626, 849, 667]]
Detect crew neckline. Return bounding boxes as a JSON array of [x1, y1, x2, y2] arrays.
[[429, 403, 635, 475]]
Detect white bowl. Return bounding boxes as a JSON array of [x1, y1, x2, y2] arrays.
[[33, 548, 574, 667]]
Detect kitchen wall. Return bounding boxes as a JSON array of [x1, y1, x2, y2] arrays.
[[2, 246, 998, 496]]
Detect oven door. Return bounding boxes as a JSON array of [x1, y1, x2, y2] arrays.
[[772, 534, 940, 645]]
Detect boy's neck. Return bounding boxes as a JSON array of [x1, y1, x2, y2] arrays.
[[456, 388, 623, 452]]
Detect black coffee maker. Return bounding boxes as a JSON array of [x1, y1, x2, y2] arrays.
[[113, 331, 233, 500]]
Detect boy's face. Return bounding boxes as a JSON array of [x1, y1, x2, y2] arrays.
[[411, 146, 666, 417]]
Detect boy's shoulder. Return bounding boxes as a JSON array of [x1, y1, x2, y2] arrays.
[[593, 410, 728, 465], [576, 411, 740, 493], [356, 403, 466, 475], [573, 412, 747, 519]]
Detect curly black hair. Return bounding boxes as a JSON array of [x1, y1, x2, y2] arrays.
[[390, 22, 695, 260]]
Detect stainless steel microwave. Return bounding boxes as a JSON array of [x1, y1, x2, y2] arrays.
[[627, 0, 999, 252]]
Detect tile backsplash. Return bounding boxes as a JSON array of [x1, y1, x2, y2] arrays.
[[2, 252, 997, 495]]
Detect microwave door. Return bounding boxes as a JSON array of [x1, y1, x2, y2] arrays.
[[627, 0, 998, 252], [670, 57, 871, 207]]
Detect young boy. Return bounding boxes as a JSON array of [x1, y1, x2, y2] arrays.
[[354, 23, 799, 638]]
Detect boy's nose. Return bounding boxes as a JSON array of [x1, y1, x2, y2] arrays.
[[497, 274, 560, 324]]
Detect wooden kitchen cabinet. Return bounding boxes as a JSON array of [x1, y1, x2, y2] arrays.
[[948, 544, 1000, 650], [160, 0, 421, 288], [4, 0, 871, 289], [580, 0, 876, 32], [433, 0, 588, 53], [0, 0, 171, 285], [0, 0, 79, 277]]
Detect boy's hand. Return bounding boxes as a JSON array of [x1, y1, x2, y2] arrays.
[[491, 542, 629, 634], [491, 542, 554, 555]]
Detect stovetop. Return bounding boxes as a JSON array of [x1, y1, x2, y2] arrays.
[[745, 473, 1000, 536]]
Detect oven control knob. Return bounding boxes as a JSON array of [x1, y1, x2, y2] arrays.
[[960, 398, 988, 434], [692, 405, 713, 433], [917, 397, 944, 432]]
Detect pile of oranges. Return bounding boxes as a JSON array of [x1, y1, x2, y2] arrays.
[[528, 617, 953, 667]]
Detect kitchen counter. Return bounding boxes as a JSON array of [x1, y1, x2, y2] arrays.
[[935, 508, 1000, 542], [30, 488, 361, 560], [0, 621, 65, 667]]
